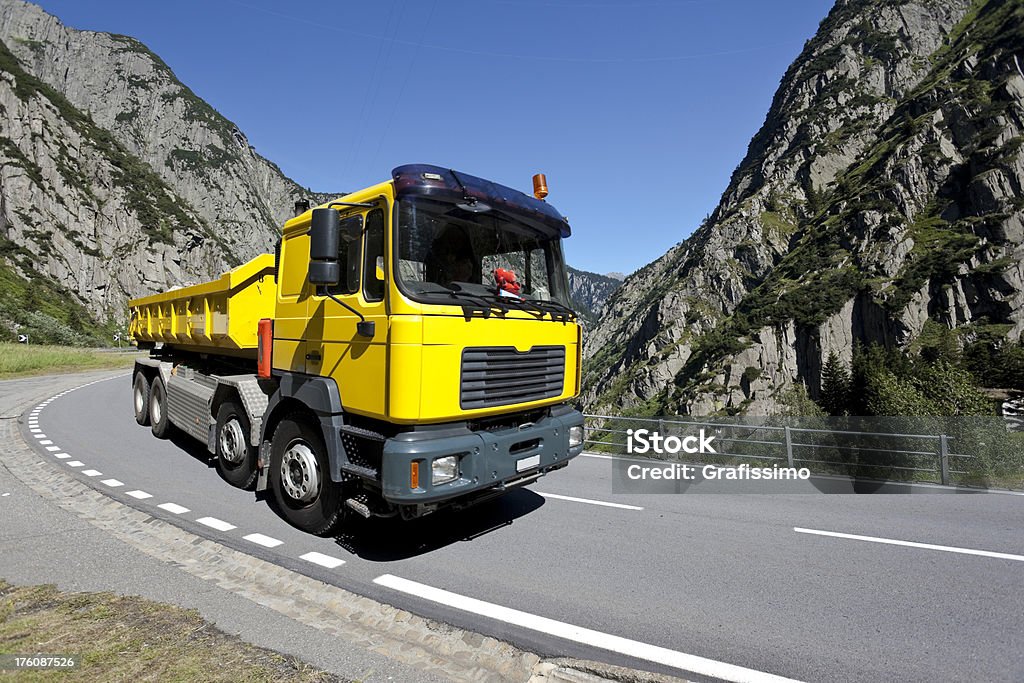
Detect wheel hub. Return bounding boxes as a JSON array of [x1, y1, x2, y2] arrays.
[[134, 385, 144, 414], [280, 441, 320, 503], [219, 418, 247, 464]]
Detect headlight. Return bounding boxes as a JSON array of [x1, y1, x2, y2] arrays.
[[569, 425, 584, 448], [431, 455, 460, 485]]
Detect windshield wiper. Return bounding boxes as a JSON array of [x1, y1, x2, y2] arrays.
[[419, 290, 509, 319], [478, 293, 548, 319], [521, 297, 577, 322]]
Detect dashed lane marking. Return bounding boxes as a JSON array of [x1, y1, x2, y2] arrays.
[[300, 552, 346, 569], [101, 479, 124, 487], [126, 490, 152, 500], [243, 533, 284, 548], [157, 503, 190, 515], [196, 517, 236, 532]]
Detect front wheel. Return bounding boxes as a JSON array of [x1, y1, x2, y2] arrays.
[[215, 402, 257, 489], [268, 417, 345, 536]]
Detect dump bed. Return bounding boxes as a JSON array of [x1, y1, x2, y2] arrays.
[[128, 254, 276, 357]]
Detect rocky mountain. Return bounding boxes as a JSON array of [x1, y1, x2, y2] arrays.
[[0, 0, 332, 338], [584, 0, 1024, 415], [567, 266, 623, 324]]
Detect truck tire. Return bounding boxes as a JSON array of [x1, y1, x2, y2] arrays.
[[149, 377, 173, 439], [269, 417, 345, 536], [215, 401, 257, 490], [133, 372, 151, 426]]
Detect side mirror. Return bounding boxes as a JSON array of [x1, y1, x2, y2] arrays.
[[309, 208, 339, 285], [375, 256, 385, 282]]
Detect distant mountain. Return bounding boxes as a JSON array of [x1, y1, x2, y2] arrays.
[[584, 0, 1023, 415], [567, 266, 623, 324]]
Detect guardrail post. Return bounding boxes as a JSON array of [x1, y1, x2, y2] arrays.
[[939, 435, 950, 486], [784, 426, 794, 467]]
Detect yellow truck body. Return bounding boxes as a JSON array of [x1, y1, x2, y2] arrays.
[[128, 164, 585, 533]]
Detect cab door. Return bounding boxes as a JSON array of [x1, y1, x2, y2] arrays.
[[308, 204, 390, 418]]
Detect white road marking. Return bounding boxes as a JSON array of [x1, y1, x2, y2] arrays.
[[81, 470, 102, 477], [581, 452, 614, 460], [29, 428, 40, 433], [374, 574, 802, 683], [33, 434, 46, 439], [299, 552, 346, 569], [243, 533, 283, 548], [534, 491, 644, 511], [794, 527, 1024, 562], [101, 479, 124, 487], [39, 440, 52, 445], [157, 503, 190, 514], [53, 453, 70, 459], [126, 490, 152, 499], [66, 461, 84, 467], [196, 517, 236, 532], [45, 446, 60, 452]]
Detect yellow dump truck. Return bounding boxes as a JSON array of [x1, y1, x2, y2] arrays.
[[129, 164, 584, 534]]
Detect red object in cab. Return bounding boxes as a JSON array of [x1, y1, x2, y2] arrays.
[[494, 268, 521, 295]]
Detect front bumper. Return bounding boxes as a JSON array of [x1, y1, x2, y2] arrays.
[[379, 406, 584, 505]]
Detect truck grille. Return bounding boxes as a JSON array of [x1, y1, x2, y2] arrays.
[[461, 346, 565, 409]]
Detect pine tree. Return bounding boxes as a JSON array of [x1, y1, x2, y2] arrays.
[[820, 351, 851, 416]]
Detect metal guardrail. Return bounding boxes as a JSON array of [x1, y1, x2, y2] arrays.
[[582, 414, 976, 486]]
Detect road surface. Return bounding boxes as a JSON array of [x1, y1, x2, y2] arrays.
[[17, 373, 1024, 682]]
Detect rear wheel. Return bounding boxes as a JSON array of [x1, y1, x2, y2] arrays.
[[269, 417, 345, 536], [215, 401, 257, 489], [133, 372, 151, 426], [149, 377, 173, 439]]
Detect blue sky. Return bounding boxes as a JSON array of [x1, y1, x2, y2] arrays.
[[36, 0, 834, 276]]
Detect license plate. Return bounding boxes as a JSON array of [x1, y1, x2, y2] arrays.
[[516, 454, 541, 472]]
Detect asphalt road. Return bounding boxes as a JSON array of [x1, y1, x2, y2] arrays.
[[19, 374, 1024, 682]]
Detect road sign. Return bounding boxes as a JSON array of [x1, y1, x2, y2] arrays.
[[17, 334, 27, 343], [113, 334, 121, 341]]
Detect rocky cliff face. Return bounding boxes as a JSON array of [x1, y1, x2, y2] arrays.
[[567, 266, 623, 324], [0, 0, 333, 329], [585, 0, 1024, 415]]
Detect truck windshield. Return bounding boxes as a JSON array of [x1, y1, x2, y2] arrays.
[[396, 197, 573, 310]]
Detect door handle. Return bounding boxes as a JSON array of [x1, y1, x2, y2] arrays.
[[305, 351, 322, 362]]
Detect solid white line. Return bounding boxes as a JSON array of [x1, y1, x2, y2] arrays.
[[196, 516, 236, 532], [580, 452, 614, 460], [534, 491, 644, 511], [126, 490, 152, 499], [243, 533, 283, 548], [299, 551, 346, 569], [101, 479, 124, 487], [53, 453, 70, 460], [157, 503, 190, 515], [794, 527, 1024, 562], [374, 574, 801, 683], [81, 470, 102, 477], [65, 461, 84, 467]]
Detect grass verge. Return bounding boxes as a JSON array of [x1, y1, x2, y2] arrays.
[[0, 580, 344, 682], [0, 344, 142, 379]]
